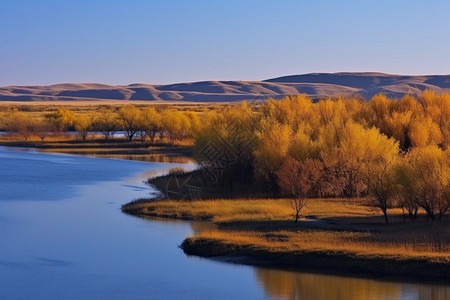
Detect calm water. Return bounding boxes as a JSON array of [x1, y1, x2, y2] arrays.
[[0, 147, 448, 300]]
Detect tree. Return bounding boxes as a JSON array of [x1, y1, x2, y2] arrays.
[[318, 121, 365, 197], [74, 114, 92, 142], [315, 98, 358, 128], [34, 118, 55, 142], [184, 111, 200, 137], [92, 107, 119, 141], [394, 158, 420, 220], [193, 103, 257, 191], [318, 120, 399, 199], [382, 111, 412, 150], [4, 111, 36, 141], [417, 90, 450, 148], [262, 95, 313, 132], [288, 126, 319, 162], [408, 116, 442, 148], [368, 94, 391, 124], [45, 108, 76, 131], [117, 105, 141, 142], [253, 121, 292, 191], [140, 107, 161, 142], [363, 132, 399, 223], [402, 146, 450, 220], [161, 109, 191, 142], [277, 158, 323, 222]]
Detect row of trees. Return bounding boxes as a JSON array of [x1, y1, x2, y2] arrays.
[[1, 91, 449, 221], [193, 92, 449, 222], [0, 105, 200, 142]]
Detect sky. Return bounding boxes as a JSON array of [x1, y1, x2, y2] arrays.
[[1, 0, 450, 86]]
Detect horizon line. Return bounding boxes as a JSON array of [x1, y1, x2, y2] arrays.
[[2, 71, 450, 87]]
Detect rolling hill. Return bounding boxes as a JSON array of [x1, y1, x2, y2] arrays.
[[1, 72, 449, 102]]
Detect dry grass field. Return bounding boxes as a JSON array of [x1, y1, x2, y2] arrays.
[[123, 198, 450, 263]]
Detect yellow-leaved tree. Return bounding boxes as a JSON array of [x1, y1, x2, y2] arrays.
[[408, 116, 442, 148], [140, 107, 161, 142], [419, 90, 450, 149], [4, 110, 38, 141], [193, 103, 256, 191], [398, 146, 450, 220], [45, 108, 76, 131], [362, 127, 399, 223], [74, 114, 92, 142], [161, 109, 191, 142], [117, 104, 141, 141], [92, 107, 119, 141], [318, 120, 399, 201], [253, 120, 293, 191]]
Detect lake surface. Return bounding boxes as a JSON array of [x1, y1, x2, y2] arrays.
[[0, 147, 448, 300]]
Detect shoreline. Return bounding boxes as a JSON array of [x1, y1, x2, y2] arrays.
[[0, 140, 194, 162], [122, 196, 450, 284], [5, 142, 447, 284], [180, 237, 449, 283]]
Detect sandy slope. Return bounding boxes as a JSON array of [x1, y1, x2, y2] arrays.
[[1, 72, 449, 102]]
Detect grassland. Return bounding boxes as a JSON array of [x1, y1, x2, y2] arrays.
[[0, 100, 231, 114], [123, 197, 450, 282]]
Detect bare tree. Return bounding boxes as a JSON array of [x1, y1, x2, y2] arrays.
[[277, 158, 323, 222]]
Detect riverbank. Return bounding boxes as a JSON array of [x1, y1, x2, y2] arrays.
[[0, 138, 194, 163], [181, 237, 449, 282], [123, 196, 450, 283], [5, 138, 447, 282]]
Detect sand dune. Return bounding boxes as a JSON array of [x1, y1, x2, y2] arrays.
[[1, 73, 449, 102]]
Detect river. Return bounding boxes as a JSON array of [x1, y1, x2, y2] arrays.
[[0, 146, 448, 300]]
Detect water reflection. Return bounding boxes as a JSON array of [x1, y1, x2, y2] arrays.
[[255, 268, 449, 300], [189, 220, 217, 234], [1, 146, 449, 300], [131, 216, 217, 234], [88, 153, 194, 163], [39, 148, 195, 163], [133, 164, 197, 183]]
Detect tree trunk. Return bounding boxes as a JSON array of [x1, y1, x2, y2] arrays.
[[295, 210, 299, 223], [378, 198, 388, 223], [424, 207, 436, 221]]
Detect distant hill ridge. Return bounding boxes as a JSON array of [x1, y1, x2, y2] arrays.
[[1, 72, 450, 102]]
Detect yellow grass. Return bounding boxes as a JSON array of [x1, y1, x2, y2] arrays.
[[0, 101, 228, 113], [194, 230, 449, 260], [125, 198, 450, 261], [129, 197, 378, 222], [129, 198, 292, 222]]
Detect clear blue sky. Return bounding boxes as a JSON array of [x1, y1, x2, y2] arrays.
[[1, 0, 449, 86]]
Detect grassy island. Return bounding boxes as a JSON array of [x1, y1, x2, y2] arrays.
[[122, 175, 449, 282]]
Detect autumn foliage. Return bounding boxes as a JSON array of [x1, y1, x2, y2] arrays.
[[192, 91, 449, 221], [1, 90, 449, 221]]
